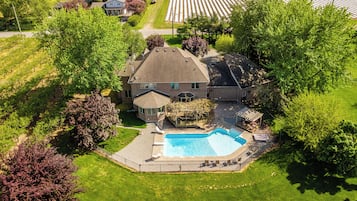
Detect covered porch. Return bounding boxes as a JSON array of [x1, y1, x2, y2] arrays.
[[133, 91, 171, 123]]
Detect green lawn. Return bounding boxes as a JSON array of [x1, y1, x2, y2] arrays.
[[98, 127, 139, 154], [119, 112, 146, 128], [74, 151, 357, 201], [135, 0, 183, 29], [325, 60, 357, 122], [162, 35, 182, 47], [152, 0, 182, 29]]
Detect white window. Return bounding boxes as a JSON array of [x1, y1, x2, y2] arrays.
[[147, 108, 156, 115], [178, 92, 194, 102], [191, 83, 199, 89], [170, 83, 179, 90]]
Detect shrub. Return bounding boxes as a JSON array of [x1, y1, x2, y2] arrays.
[[182, 36, 208, 57], [126, 0, 146, 14], [127, 14, 142, 27], [64, 91, 120, 150], [0, 142, 79, 201], [146, 34, 165, 50], [215, 34, 234, 53]]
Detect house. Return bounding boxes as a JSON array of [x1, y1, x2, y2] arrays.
[[89, 0, 130, 16], [119, 47, 210, 122], [118, 47, 269, 122]]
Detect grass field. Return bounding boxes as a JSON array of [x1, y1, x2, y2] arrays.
[[98, 127, 139, 154], [0, 36, 63, 153], [162, 34, 182, 47], [74, 145, 357, 201], [135, 0, 183, 29], [325, 59, 357, 122]]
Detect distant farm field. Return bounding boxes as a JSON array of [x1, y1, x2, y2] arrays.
[[165, 0, 242, 23]]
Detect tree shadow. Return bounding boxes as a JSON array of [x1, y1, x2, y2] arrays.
[[49, 130, 86, 156], [260, 140, 357, 196], [0, 76, 71, 145], [287, 161, 357, 195], [259, 140, 305, 170]]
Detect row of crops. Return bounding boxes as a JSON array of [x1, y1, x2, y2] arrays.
[[0, 36, 64, 153]]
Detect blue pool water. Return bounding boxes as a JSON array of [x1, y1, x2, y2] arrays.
[[163, 128, 246, 157]]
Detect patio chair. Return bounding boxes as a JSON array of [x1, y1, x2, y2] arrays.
[[205, 160, 210, 166], [151, 153, 161, 160], [211, 161, 216, 167], [215, 160, 220, 167], [223, 160, 231, 166]]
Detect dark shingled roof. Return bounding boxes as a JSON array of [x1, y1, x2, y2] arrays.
[[208, 62, 237, 86], [224, 54, 268, 88], [129, 47, 210, 83]]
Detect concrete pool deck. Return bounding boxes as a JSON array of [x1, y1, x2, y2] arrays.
[[109, 102, 275, 172]]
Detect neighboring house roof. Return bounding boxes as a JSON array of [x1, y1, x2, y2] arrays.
[[103, 0, 126, 8], [224, 54, 268, 88], [129, 47, 210, 83], [133, 91, 171, 108], [89, 2, 105, 9]]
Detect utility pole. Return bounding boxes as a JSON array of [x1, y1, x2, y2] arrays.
[[12, 3, 22, 34], [171, 0, 174, 38]]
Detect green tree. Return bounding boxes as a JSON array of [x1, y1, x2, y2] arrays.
[[37, 8, 127, 94], [0, 0, 56, 30], [123, 25, 146, 58], [317, 121, 357, 176], [231, 0, 355, 94], [276, 92, 342, 150], [215, 34, 234, 53]]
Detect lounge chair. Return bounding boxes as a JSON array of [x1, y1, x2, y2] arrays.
[[152, 153, 161, 159], [155, 126, 165, 134]]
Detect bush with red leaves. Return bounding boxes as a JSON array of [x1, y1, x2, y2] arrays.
[[146, 34, 165, 50], [182, 36, 209, 57], [62, 0, 88, 10], [0, 142, 79, 201], [64, 91, 120, 150], [126, 0, 146, 14]]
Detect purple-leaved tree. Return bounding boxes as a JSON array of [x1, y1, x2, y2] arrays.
[[64, 91, 120, 150], [0, 142, 79, 201]]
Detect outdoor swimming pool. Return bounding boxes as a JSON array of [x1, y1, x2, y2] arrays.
[[163, 128, 246, 157]]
